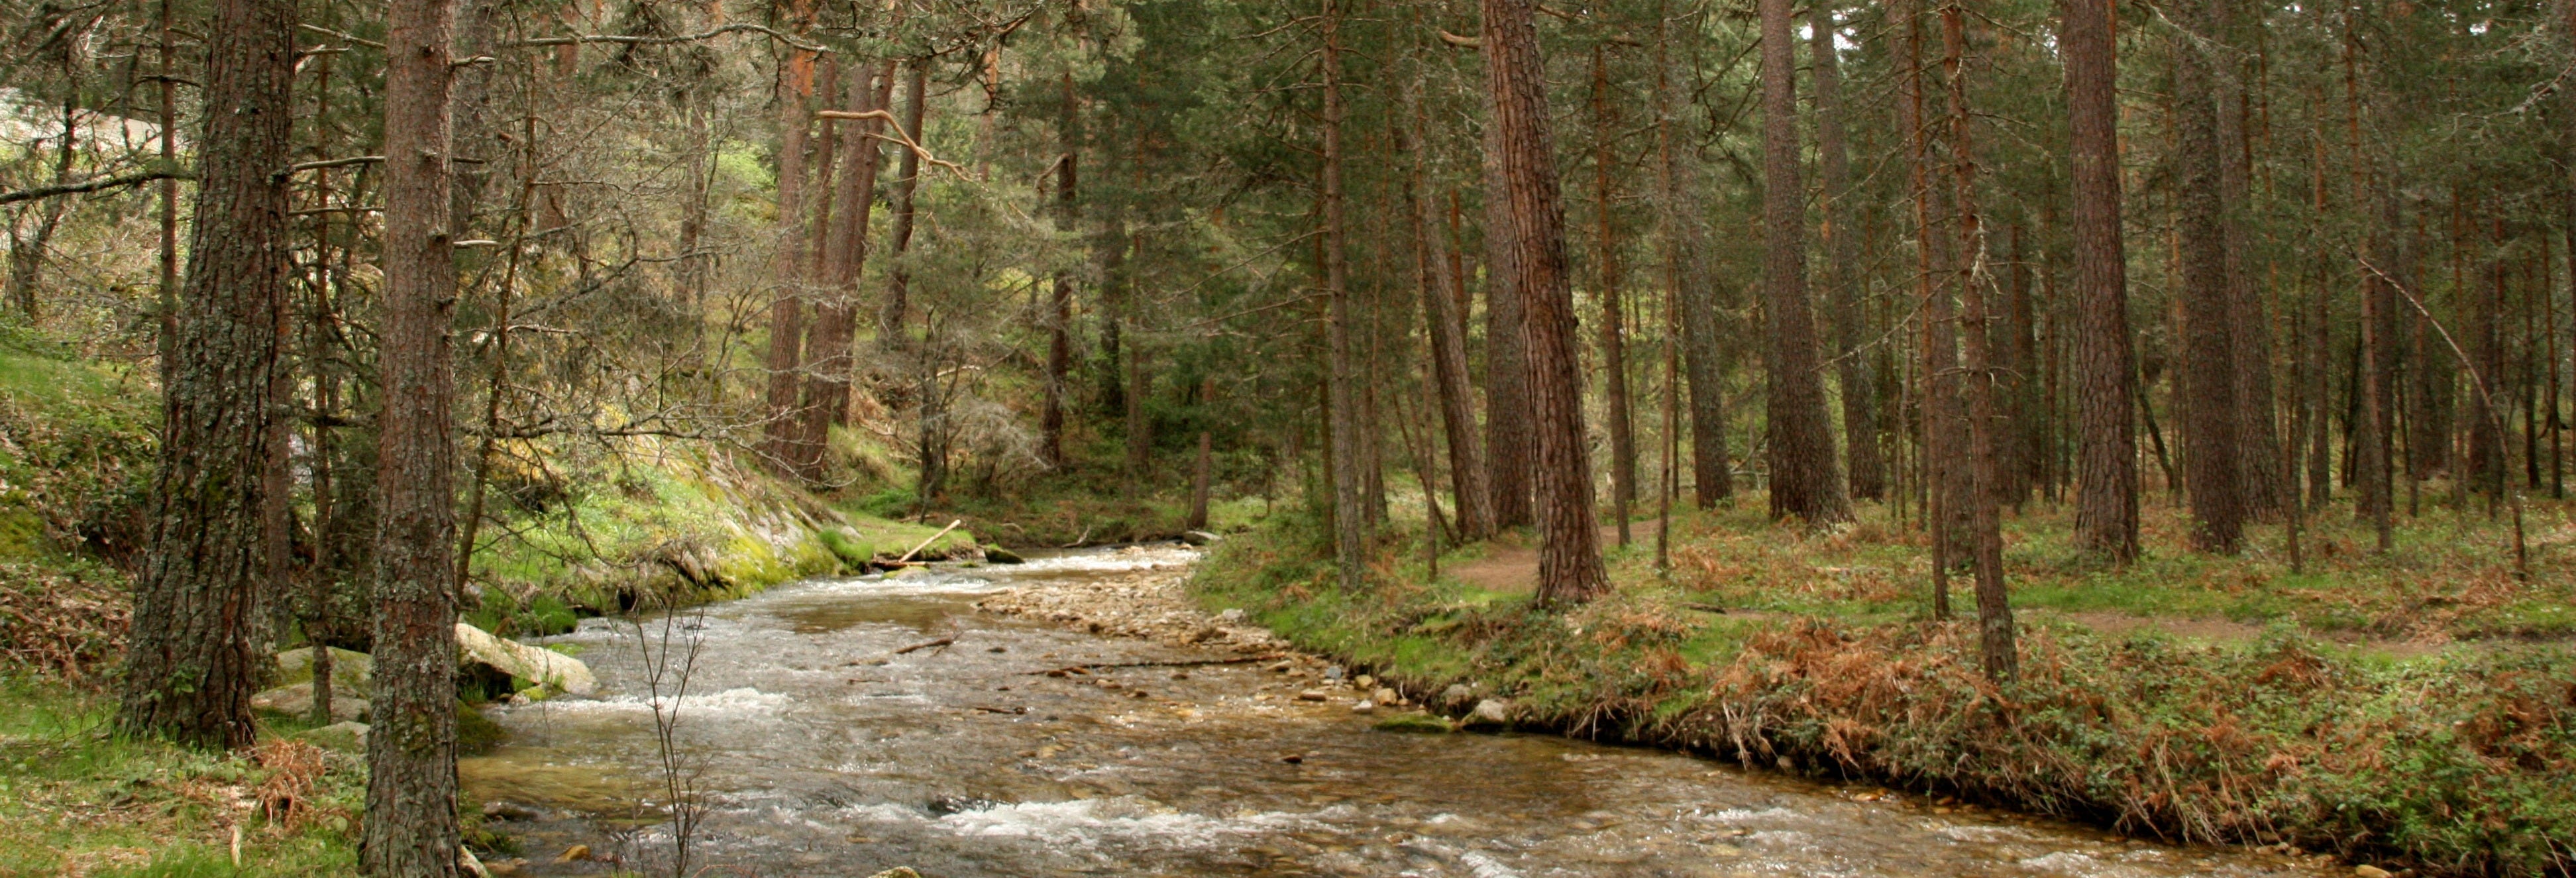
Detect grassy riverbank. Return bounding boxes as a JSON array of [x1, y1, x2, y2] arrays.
[[0, 677, 364, 877], [1191, 498, 2576, 877]]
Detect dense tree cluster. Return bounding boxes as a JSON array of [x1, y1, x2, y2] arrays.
[[5, 0, 2568, 867]]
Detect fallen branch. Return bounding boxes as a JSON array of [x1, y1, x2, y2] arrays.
[[891, 637, 954, 655], [1028, 654, 1286, 676], [897, 520, 964, 564], [963, 704, 1026, 715]]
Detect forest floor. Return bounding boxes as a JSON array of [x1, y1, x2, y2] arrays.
[[1191, 496, 2576, 877]]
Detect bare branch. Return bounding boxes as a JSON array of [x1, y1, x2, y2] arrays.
[[0, 166, 193, 206]]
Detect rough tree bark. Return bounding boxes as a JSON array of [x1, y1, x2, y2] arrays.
[[367, 0, 464, 869], [762, 0, 819, 472], [1758, 0, 1851, 525], [1943, 0, 2017, 679], [117, 0, 294, 752], [2215, 0, 2284, 518], [1657, 10, 1731, 507], [1323, 0, 1369, 588], [2061, 0, 2141, 561], [2175, 0, 2247, 553], [1043, 72, 1079, 468], [1481, 39, 1536, 531], [1813, 0, 1886, 503], [1592, 47, 1636, 545], [794, 63, 895, 477], [878, 59, 928, 347], [1407, 111, 1493, 540], [1485, 0, 1607, 603]]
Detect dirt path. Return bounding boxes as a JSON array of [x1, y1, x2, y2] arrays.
[[1444, 520, 1662, 594]]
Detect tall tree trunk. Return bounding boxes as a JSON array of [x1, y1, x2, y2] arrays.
[[2175, 0, 2246, 553], [1943, 0, 2015, 679], [368, 0, 464, 869], [1758, 0, 1851, 525], [2060, 0, 2141, 561], [1190, 376, 1216, 529], [1902, 0, 1964, 605], [878, 59, 928, 347], [2470, 213, 2507, 500], [1481, 57, 1536, 531], [2216, 0, 2284, 519], [1485, 0, 1607, 603], [1813, 0, 1886, 502], [762, 0, 819, 472], [2003, 217, 2040, 506], [156, 0, 178, 379], [1657, 10, 1731, 506], [118, 0, 294, 751], [1592, 48, 1636, 545], [1127, 338, 1153, 485], [1323, 0, 1368, 587], [1043, 72, 1079, 468], [2344, 28, 2392, 545], [1407, 115, 1493, 539], [795, 63, 895, 478], [2306, 121, 2335, 508]]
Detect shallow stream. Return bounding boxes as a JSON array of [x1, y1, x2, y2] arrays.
[[463, 545, 2333, 877]]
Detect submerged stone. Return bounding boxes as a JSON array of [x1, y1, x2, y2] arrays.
[[1373, 712, 1455, 734]]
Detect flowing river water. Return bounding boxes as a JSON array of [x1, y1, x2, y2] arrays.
[[462, 545, 2335, 878]]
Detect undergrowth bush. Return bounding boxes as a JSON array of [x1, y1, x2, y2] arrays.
[[1195, 518, 2576, 877]]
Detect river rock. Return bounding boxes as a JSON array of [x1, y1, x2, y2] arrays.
[[1463, 698, 1513, 730], [455, 622, 596, 696], [1296, 689, 1330, 702], [983, 545, 1025, 565], [1350, 700, 1375, 713], [300, 720, 369, 751], [276, 647, 373, 696], [482, 800, 547, 821], [1372, 686, 1399, 704], [1439, 684, 1476, 708], [2354, 867, 2394, 878], [867, 869, 922, 878], [252, 682, 368, 723], [1373, 712, 1454, 734]]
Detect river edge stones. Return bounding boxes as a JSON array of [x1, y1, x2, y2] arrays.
[[975, 547, 1466, 723]]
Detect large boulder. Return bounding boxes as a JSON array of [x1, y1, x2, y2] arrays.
[[455, 622, 596, 696], [276, 646, 373, 696], [252, 682, 369, 724]]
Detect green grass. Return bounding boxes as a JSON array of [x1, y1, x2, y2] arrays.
[[1654, 492, 2576, 647], [1193, 502, 2576, 877], [0, 679, 362, 877], [0, 336, 155, 563]]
